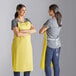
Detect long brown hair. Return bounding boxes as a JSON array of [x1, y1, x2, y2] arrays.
[[15, 4, 26, 18], [49, 4, 62, 27]]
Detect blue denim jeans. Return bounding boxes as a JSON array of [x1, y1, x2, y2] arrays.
[[45, 46, 61, 76], [14, 71, 30, 76]]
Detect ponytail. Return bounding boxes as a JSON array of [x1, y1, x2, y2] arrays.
[[14, 12, 18, 18], [55, 11, 62, 27]]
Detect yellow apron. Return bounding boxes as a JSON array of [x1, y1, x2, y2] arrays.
[[40, 32, 53, 70], [12, 21, 33, 72]]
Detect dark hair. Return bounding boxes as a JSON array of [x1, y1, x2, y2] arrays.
[[49, 4, 62, 27], [15, 4, 26, 18]]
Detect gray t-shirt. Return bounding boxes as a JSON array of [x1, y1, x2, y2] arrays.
[[44, 16, 62, 48], [11, 18, 32, 30]]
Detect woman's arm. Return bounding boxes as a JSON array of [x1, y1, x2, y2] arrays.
[[20, 24, 36, 34], [39, 25, 48, 34], [13, 27, 27, 37]]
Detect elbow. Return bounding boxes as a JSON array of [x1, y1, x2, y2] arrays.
[[39, 32, 43, 34], [31, 29, 36, 34], [39, 30, 43, 34], [16, 33, 20, 37], [16, 34, 19, 37]]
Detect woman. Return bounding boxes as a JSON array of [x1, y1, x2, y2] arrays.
[[39, 4, 62, 76], [11, 4, 36, 76]]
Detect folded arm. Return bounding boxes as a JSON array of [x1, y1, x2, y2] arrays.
[[13, 27, 28, 37], [39, 25, 47, 34], [20, 24, 36, 34]]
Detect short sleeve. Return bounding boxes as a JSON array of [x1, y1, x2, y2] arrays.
[[44, 19, 52, 29], [11, 19, 18, 30]]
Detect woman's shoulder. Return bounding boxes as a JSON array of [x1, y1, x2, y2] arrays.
[[11, 18, 18, 23], [45, 17, 53, 24], [24, 18, 32, 23]]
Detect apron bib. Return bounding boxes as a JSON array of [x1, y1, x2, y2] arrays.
[[12, 21, 33, 72]]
